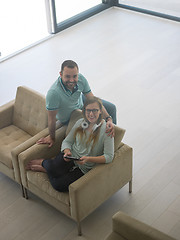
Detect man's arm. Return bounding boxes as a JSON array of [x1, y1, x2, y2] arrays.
[[84, 92, 114, 137], [47, 110, 58, 140], [37, 110, 58, 147]]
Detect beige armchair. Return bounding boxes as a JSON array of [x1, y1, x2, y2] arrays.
[[105, 211, 176, 240], [0, 86, 48, 196], [18, 110, 133, 235]]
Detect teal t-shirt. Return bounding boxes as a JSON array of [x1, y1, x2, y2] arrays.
[[46, 73, 91, 123]]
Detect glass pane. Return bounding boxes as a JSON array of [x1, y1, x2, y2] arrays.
[[55, 0, 102, 23], [0, 0, 48, 60], [118, 0, 180, 17]]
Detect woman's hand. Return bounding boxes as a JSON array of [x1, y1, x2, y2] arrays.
[[63, 149, 72, 161], [78, 156, 89, 165]]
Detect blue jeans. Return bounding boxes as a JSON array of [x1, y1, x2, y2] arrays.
[[42, 152, 84, 192], [82, 95, 117, 124]]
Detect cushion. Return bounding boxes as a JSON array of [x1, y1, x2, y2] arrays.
[[27, 171, 70, 205], [0, 125, 31, 168]]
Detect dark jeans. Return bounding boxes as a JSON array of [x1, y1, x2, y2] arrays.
[[42, 152, 84, 192], [82, 94, 117, 124]]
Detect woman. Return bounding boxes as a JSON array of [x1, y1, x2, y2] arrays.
[[27, 97, 114, 192]]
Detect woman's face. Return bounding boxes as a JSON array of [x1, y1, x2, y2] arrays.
[[85, 102, 102, 125]]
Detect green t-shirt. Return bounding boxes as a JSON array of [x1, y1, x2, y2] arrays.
[[46, 73, 91, 123]]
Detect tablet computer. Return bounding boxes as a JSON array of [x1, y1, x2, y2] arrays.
[[64, 156, 82, 161]]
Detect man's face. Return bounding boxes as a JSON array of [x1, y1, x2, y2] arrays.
[[60, 66, 78, 91]]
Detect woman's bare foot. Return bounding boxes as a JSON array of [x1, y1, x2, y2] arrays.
[[30, 165, 46, 172], [26, 159, 44, 171]]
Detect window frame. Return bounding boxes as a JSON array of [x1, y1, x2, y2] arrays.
[[117, 1, 180, 23], [45, 0, 180, 36], [45, 0, 113, 34]]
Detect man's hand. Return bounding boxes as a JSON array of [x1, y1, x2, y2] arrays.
[[36, 135, 54, 148], [106, 120, 115, 137]]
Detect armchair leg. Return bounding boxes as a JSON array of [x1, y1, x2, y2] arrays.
[[24, 188, 28, 199], [129, 180, 132, 193], [77, 221, 82, 236], [21, 184, 25, 198], [21, 185, 28, 199]]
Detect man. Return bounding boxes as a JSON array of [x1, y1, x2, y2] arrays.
[[37, 60, 116, 147]]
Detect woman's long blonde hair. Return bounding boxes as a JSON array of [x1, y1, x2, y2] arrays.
[[74, 96, 103, 148]]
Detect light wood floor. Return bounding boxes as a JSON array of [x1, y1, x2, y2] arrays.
[[0, 7, 180, 240]]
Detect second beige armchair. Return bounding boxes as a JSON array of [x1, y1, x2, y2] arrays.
[[0, 86, 48, 196], [105, 211, 176, 240]]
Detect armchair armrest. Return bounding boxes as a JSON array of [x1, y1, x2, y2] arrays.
[[69, 144, 133, 222], [112, 211, 176, 240], [18, 126, 67, 188], [0, 100, 14, 128], [11, 127, 49, 183]]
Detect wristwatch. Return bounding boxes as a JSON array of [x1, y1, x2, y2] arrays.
[[105, 115, 112, 122]]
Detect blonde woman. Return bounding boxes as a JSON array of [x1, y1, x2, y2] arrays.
[[27, 97, 114, 192]]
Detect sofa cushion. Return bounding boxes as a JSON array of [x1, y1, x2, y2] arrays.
[[27, 171, 70, 206], [0, 125, 31, 168], [13, 86, 48, 136]]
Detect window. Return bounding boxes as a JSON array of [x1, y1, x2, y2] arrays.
[[55, 0, 102, 23], [0, 0, 108, 60], [0, 0, 48, 60], [118, 0, 180, 17]]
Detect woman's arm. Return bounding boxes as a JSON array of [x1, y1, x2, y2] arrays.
[[78, 155, 106, 164], [79, 126, 114, 165]]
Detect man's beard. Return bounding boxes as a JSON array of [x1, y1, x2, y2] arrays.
[[64, 81, 76, 90]]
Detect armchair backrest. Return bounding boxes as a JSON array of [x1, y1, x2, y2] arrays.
[[13, 86, 48, 136], [114, 126, 125, 151], [66, 109, 83, 136]]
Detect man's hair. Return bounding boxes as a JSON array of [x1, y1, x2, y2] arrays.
[[61, 60, 79, 72]]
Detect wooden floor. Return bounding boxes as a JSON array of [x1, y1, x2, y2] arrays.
[[0, 7, 180, 240]]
